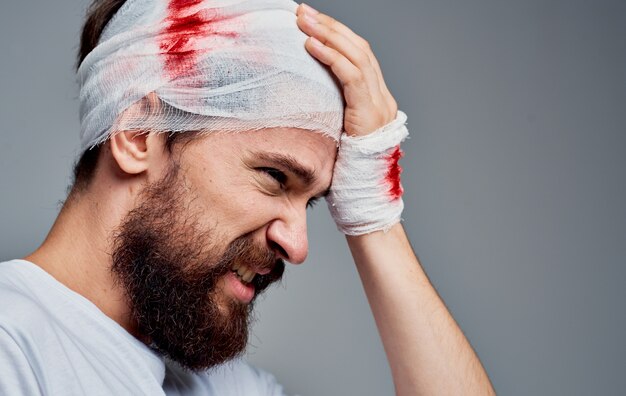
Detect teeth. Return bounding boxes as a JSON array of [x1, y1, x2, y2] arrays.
[[243, 269, 255, 283], [232, 263, 256, 284]]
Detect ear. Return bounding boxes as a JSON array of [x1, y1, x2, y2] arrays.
[[109, 130, 149, 175], [109, 130, 168, 176], [109, 93, 168, 176]]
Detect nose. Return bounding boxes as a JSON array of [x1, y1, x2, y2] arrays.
[[266, 206, 309, 265]]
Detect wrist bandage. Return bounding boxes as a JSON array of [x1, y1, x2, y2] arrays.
[[326, 110, 409, 236]]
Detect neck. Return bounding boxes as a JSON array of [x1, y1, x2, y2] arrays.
[[24, 184, 140, 337]]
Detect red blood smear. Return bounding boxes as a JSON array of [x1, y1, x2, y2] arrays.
[[385, 145, 404, 200], [160, 0, 239, 79]]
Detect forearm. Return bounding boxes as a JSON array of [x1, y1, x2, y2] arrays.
[[293, 3, 492, 392], [346, 223, 495, 395]]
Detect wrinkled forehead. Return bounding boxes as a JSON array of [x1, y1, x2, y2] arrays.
[[241, 126, 339, 161], [78, 0, 345, 155], [192, 125, 338, 169]]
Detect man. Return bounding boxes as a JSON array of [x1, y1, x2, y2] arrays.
[[0, 0, 495, 394]]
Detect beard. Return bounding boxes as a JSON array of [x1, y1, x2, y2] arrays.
[[110, 162, 285, 371]]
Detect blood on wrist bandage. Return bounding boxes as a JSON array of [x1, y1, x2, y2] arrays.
[[326, 111, 409, 236]]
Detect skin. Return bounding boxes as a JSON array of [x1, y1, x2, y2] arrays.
[[24, 3, 495, 395]]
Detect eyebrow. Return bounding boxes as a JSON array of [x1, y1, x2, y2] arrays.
[[256, 151, 315, 185], [254, 151, 330, 197]]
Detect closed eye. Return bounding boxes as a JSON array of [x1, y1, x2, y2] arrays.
[[258, 167, 321, 209], [306, 197, 320, 209], [258, 167, 287, 187]]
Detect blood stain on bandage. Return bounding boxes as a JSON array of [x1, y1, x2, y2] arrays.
[[160, 0, 239, 79], [385, 145, 404, 200]]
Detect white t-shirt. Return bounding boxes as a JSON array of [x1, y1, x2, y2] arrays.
[[0, 259, 287, 395]]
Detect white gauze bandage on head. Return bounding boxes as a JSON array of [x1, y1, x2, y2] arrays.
[[326, 111, 410, 236], [78, 0, 409, 236], [78, 0, 345, 152]]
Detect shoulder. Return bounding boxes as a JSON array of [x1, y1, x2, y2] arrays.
[[164, 358, 288, 396], [0, 260, 52, 394], [0, 260, 52, 326], [0, 260, 56, 333]]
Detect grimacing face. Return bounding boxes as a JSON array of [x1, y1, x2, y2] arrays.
[[177, 127, 338, 268], [111, 127, 338, 370]]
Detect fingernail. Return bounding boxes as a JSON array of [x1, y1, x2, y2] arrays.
[[303, 13, 319, 25], [300, 3, 319, 15]]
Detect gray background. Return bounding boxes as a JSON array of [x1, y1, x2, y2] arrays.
[[1, 1, 625, 395]]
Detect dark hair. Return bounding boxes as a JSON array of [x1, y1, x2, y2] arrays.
[[72, 0, 191, 194], [77, 0, 127, 72]]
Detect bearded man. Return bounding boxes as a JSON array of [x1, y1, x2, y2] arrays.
[[0, 0, 494, 395]]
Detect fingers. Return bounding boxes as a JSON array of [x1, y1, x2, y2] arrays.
[[298, 5, 371, 60], [304, 36, 361, 86], [296, 3, 398, 135], [299, 6, 381, 79], [301, 15, 372, 75], [299, 15, 381, 98], [297, 4, 397, 119], [304, 37, 379, 114]]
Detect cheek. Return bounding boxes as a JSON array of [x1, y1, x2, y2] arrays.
[[187, 172, 282, 237], [180, 143, 286, 237]]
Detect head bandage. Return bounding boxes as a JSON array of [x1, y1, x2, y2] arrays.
[[78, 0, 345, 153]]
